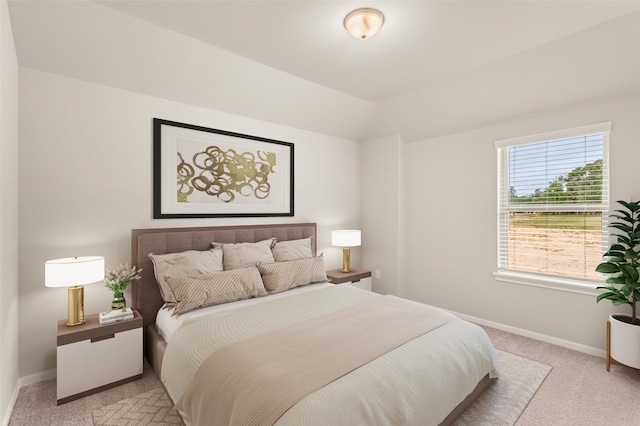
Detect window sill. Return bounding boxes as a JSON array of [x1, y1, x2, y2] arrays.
[[493, 270, 601, 296]]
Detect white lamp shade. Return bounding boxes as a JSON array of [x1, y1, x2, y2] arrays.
[[331, 230, 361, 247], [45, 256, 105, 288]]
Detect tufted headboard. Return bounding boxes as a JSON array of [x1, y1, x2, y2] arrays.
[[130, 223, 317, 330]]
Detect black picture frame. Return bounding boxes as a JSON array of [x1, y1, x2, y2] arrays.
[[153, 118, 294, 218]]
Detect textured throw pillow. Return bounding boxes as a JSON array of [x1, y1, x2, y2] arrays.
[[165, 267, 267, 316], [216, 238, 276, 270], [257, 256, 327, 294], [271, 237, 313, 262], [148, 248, 223, 304]]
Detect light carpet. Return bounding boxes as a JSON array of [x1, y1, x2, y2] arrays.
[[92, 349, 549, 426]]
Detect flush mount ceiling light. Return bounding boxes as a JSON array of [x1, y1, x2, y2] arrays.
[[344, 8, 384, 40]]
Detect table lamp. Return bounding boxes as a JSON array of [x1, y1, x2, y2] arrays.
[[45, 256, 105, 326], [331, 230, 361, 273]]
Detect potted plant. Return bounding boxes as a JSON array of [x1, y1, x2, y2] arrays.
[[596, 200, 640, 370], [104, 263, 142, 311]]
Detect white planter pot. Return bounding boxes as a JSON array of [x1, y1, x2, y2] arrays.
[[609, 314, 640, 369]]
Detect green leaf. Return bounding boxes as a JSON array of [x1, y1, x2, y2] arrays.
[[617, 200, 638, 212], [620, 268, 633, 281], [596, 263, 620, 273], [612, 299, 632, 306], [610, 223, 633, 233], [606, 250, 626, 256], [595, 293, 609, 303], [621, 284, 633, 296], [604, 248, 626, 258], [610, 213, 631, 222], [606, 276, 626, 284], [597, 292, 631, 305], [613, 207, 632, 217], [616, 234, 631, 245], [625, 249, 640, 260], [621, 264, 639, 281]]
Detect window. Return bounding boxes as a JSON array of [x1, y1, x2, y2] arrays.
[[495, 122, 610, 292]]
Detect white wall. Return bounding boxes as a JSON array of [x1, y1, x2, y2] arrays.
[[361, 134, 404, 295], [17, 68, 362, 377], [9, 0, 374, 142], [388, 95, 640, 352], [0, 0, 20, 423]]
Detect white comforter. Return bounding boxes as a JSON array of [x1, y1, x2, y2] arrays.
[[161, 285, 500, 426]]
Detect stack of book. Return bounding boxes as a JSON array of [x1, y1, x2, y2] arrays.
[[99, 307, 134, 325]]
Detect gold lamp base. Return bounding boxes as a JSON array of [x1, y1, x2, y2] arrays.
[[341, 247, 352, 273], [66, 285, 85, 326]]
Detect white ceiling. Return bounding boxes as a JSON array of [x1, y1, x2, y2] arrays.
[[7, 1, 640, 141], [97, 0, 640, 102]]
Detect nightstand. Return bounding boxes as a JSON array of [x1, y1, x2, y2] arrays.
[[56, 309, 143, 405], [326, 268, 372, 291]]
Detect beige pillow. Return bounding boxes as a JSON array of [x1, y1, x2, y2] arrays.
[[272, 237, 313, 262], [216, 238, 276, 270], [148, 248, 223, 304], [257, 256, 327, 294], [166, 267, 267, 316]]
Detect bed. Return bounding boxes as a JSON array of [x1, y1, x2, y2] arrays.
[[131, 223, 500, 426]]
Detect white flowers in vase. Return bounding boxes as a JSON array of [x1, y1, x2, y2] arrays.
[[104, 263, 142, 295]]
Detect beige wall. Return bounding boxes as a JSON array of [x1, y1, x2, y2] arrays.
[[17, 68, 363, 378], [360, 95, 640, 353], [0, 0, 20, 423], [360, 134, 404, 295], [8, 0, 374, 142]]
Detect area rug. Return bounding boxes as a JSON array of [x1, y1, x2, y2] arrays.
[[453, 349, 552, 425], [93, 387, 182, 425], [93, 349, 550, 426]]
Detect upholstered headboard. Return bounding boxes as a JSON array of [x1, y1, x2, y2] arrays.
[[131, 223, 317, 330]]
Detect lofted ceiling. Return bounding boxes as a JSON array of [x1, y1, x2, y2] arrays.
[[7, 0, 640, 141], [96, 0, 640, 102]]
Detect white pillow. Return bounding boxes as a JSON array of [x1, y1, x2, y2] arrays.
[[216, 238, 276, 270], [148, 248, 223, 304], [272, 237, 313, 262]]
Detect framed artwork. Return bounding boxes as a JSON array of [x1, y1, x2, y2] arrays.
[[153, 119, 294, 218]]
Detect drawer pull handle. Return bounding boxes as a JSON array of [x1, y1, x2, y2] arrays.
[[91, 334, 115, 343]]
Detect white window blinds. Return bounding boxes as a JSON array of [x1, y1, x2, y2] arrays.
[[496, 122, 610, 282]]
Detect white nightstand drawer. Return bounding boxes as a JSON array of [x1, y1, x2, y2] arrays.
[[57, 327, 142, 400], [349, 276, 372, 291]]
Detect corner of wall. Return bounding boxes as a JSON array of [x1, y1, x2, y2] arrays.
[[1, 384, 19, 426], [360, 134, 404, 296], [1, 1, 22, 423]]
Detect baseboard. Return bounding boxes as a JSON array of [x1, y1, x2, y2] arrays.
[[2, 368, 56, 426], [19, 368, 56, 387], [2, 380, 20, 426], [451, 310, 607, 359]]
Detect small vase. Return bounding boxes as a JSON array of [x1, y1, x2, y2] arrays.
[[111, 292, 126, 311]]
